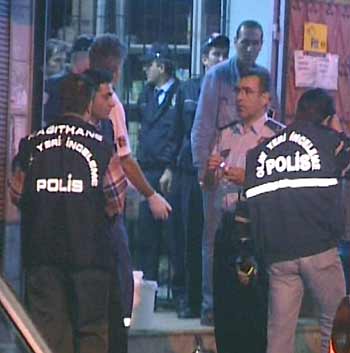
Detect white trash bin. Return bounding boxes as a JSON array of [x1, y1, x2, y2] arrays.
[[131, 272, 158, 330]]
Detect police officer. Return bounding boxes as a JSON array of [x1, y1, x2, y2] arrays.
[[9, 69, 126, 353], [245, 88, 348, 353], [204, 68, 284, 353], [191, 21, 280, 325], [174, 33, 229, 319], [136, 43, 181, 295]]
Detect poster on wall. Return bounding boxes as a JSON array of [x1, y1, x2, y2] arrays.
[[294, 50, 338, 90], [304, 22, 328, 54]]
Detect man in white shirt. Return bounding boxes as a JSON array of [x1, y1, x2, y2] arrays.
[[89, 34, 171, 353], [204, 68, 284, 353], [90, 34, 172, 219]]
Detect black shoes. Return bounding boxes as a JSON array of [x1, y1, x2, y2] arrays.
[[200, 310, 214, 326], [177, 306, 200, 319], [176, 299, 200, 319]]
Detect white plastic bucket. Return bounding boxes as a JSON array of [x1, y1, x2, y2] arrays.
[[131, 272, 158, 330]]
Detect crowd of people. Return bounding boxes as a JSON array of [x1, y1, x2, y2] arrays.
[[8, 18, 350, 353]]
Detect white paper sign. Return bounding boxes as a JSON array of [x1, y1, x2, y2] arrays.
[[294, 50, 338, 90], [316, 54, 338, 90]]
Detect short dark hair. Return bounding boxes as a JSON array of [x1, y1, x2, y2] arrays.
[[154, 58, 174, 77], [61, 69, 113, 115], [240, 68, 271, 93], [235, 20, 264, 41], [296, 88, 336, 124], [82, 68, 113, 88], [71, 34, 94, 53], [202, 33, 230, 56], [89, 33, 127, 70]]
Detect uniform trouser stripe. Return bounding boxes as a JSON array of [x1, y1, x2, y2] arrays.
[[246, 178, 338, 198]]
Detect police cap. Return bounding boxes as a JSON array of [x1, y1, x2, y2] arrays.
[[142, 42, 173, 63]]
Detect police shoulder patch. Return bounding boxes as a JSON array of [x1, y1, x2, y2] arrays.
[[265, 118, 286, 133]]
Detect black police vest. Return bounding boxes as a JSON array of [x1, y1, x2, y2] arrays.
[[245, 121, 345, 264], [20, 116, 114, 270]]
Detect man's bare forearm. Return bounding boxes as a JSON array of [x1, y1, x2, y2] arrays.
[[120, 154, 154, 198]]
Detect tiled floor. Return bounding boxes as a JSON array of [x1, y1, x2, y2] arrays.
[[129, 311, 217, 353]]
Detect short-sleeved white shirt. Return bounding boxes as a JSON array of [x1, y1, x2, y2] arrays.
[[212, 114, 277, 211], [110, 92, 131, 158]]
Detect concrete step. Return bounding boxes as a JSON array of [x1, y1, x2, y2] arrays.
[[129, 311, 216, 353], [128, 312, 321, 353]]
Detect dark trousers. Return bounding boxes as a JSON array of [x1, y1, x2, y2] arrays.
[[213, 212, 268, 353], [180, 171, 203, 311], [109, 216, 133, 353], [138, 168, 183, 295], [338, 240, 350, 294], [109, 269, 128, 353], [25, 266, 111, 353]]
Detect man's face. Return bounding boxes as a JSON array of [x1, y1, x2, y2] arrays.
[[47, 51, 67, 77], [234, 26, 263, 69], [91, 83, 115, 121], [71, 51, 90, 74], [235, 76, 269, 122], [144, 60, 162, 85], [202, 46, 229, 71]]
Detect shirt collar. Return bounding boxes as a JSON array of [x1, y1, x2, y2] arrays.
[[242, 113, 267, 135], [90, 120, 100, 129], [231, 55, 259, 79], [157, 78, 175, 93]]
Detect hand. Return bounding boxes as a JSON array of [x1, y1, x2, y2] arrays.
[[323, 114, 343, 133], [202, 154, 223, 189], [43, 92, 49, 105], [159, 168, 173, 194], [147, 192, 172, 220], [237, 269, 251, 286], [236, 263, 257, 286], [223, 167, 245, 185], [8, 169, 26, 206], [207, 154, 224, 171], [329, 115, 343, 133]]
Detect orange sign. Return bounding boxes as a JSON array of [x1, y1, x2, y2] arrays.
[[304, 22, 328, 53]]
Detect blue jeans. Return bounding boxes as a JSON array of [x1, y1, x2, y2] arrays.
[[201, 189, 222, 314], [338, 240, 350, 294], [267, 248, 346, 353]]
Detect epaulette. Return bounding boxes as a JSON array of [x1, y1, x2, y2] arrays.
[[264, 118, 286, 132]]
